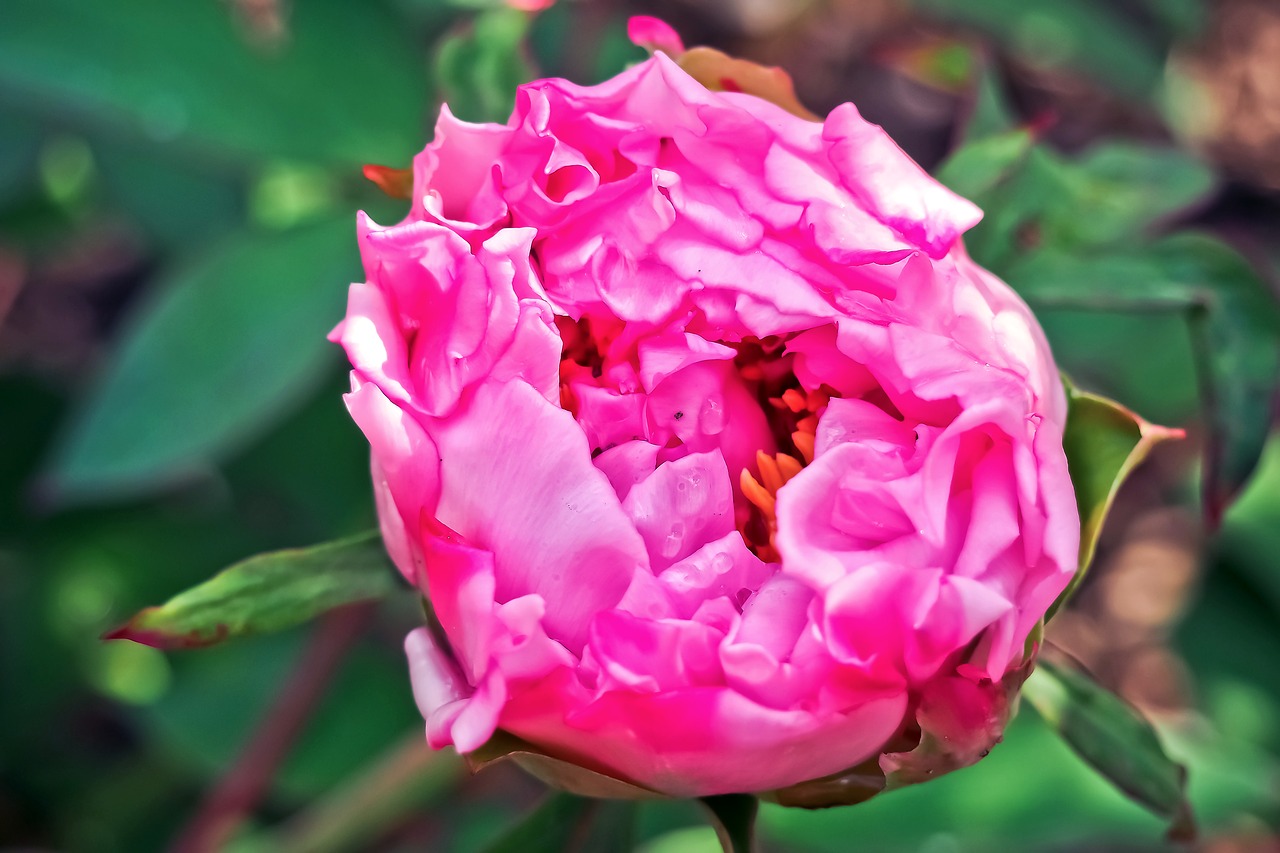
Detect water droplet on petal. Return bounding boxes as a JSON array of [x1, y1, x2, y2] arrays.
[[675, 472, 708, 515], [709, 552, 733, 574], [661, 522, 687, 559], [699, 395, 726, 435]]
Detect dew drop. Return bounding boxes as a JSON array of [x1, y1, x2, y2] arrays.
[[699, 395, 726, 435], [675, 473, 708, 515], [661, 522, 687, 559]]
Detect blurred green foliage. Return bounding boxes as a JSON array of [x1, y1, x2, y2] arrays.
[[1, 0, 1278, 851]]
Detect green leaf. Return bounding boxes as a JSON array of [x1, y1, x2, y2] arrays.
[[935, 128, 1034, 201], [1154, 234, 1280, 524], [1010, 236, 1280, 528], [0, 113, 42, 207], [1051, 382, 1181, 618], [44, 216, 356, 502], [1022, 657, 1195, 841], [94, 139, 243, 248], [434, 8, 536, 124], [0, 0, 428, 167], [959, 59, 1017, 143], [910, 0, 1165, 99], [1064, 144, 1215, 242], [479, 792, 595, 853], [105, 532, 397, 648], [964, 145, 1214, 268], [699, 795, 758, 853]]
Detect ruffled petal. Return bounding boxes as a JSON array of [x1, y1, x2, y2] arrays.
[[434, 379, 648, 651]]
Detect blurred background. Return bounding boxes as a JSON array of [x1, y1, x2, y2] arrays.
[[1, 0, 1278, 850]]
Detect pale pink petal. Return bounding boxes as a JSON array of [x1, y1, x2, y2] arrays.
[[434, 380, 648, 651], [593, 440, 660, 501], [623, 450, 735, 571], [656, 532, 773, 619], [405, 627, 471, 749], [822, 102, 983, 258], [343, 379, 440, 584]]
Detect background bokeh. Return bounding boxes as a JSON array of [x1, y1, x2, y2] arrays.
[[1, 0, 1278, 850]]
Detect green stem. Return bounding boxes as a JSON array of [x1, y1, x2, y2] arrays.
[[167, 603, 372, 852], [269, 734, 461, 853]]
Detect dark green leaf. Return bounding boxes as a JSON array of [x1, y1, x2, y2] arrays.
[[105, 531, 396, 648], [0, 113, 43, 207], [44, 216, 356, 502], [1050, 381, 1183, 617], [1135, 0, 1206, 38], [1154, 234, 1280, 523], [961, 144, 1215, 269], [435, 8, 535, 124], [0, 0, 428, 167], [910, 0, 1164, 99], [480, 792, 595, 853], [1065, 144, 1215, 240], [1022, 657, 1195, 841], [94, 139, 243, 248], [699, 795, 758, 853], [1010, 235, 1280, 527]]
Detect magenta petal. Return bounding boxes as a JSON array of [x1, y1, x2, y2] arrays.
[[593, 440, 661, 502], [418, 521, 498, 684], [628, 15, 685, 55], [623, 450, 735, 570], [543, 687, 908, 796], [344, 379, 440, 583], [656, 532, 773, 619], [405, 627, 471, 749], [590, 610, 726, 693], [823, 103, 982, 258], [330, 282, 412, 406], [434, 380, 648, 651]]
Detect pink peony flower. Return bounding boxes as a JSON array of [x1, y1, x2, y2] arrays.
[[331, 20, 1080, 798]]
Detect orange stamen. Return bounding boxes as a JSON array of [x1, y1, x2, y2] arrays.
[[739, 449, 808, 562], [740, 468, 776, 519], [792, 431, 815, 464], [781, 388, 808, 413]]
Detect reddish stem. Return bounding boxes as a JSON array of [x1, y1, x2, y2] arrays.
[[167, 603, 373, 853]]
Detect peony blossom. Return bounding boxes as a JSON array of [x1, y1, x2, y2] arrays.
[[331, 19, 1080, 798]]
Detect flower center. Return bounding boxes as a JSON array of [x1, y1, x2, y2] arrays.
[[555, 316, 842, 562], [731, 340, 835, 560]]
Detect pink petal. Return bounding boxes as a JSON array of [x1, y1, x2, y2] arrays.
[[589, 610, 725, 693], [622, 450, 735, 571], [343, 379, 440, 584], [405, 627, 471, 749], [655, 532, 773, 619], [822, 102, 983, 258], [628, 16, 685, 56], [433, 379, 648, 652], [593, 440, 661, 502]]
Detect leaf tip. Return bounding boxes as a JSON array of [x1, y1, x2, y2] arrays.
[[102, 611, 228, 650]]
